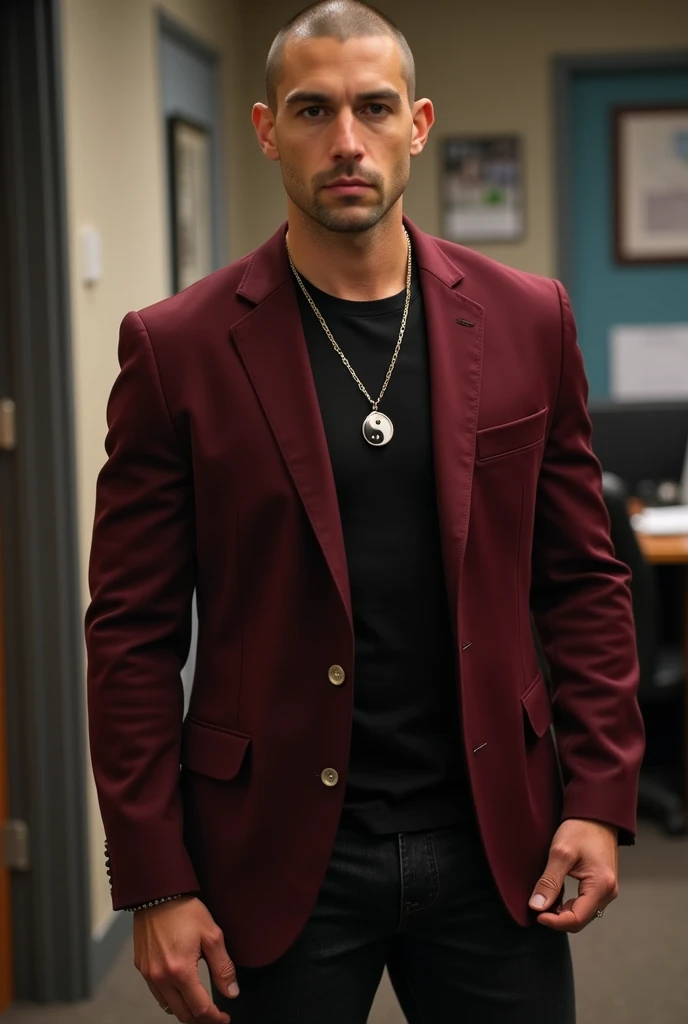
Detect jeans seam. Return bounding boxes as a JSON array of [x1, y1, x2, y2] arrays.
[[395, 966, 430, 1024], [397, 833, 408, 932], [402, 833, 442, 918], [424, 832, 441, 910]]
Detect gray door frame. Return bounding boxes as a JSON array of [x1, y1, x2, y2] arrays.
[[158, 11, 227, 285], [553, 49, 688, 290], [0, 0, 92, 1002]]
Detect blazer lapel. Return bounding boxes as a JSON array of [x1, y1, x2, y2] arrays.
[[406, 221, 484, 622], [231, 220, 483, 635], [232, 232, 352, 628]]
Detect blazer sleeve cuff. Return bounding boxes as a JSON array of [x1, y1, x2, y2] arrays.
[[105, 832, 200, 912], [560, 782, 638, 847]]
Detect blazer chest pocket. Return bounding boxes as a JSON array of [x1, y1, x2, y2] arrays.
[[181, 717, 252, 781], [476, 407, 548, 463]]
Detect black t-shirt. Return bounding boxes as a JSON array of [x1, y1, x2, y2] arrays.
[[294, 261, 469, 833]]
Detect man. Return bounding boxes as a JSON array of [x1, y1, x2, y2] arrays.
[[86, 2, 645, 1022]]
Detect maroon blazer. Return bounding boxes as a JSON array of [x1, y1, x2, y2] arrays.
[[86, 217, 644, 967]]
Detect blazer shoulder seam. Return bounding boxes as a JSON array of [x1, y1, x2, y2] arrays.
[[130, 309, 185, 450]]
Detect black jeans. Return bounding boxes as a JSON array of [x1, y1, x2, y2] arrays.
[[214, 819, 575, 1023]]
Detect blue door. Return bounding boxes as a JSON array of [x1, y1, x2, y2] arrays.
[[570, 68, 688, 398]]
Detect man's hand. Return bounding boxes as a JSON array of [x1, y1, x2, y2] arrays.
[[528, 818, 619, 932], [134, 896, 239, 1023]]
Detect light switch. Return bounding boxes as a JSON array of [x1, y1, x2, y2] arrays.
[[80, 225, 103, 285]]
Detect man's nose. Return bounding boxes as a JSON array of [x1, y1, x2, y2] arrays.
[[330, 110, 364, 163]]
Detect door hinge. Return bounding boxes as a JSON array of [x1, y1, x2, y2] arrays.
[[0, 398, 17, 451], [0, 820, 30, 870]]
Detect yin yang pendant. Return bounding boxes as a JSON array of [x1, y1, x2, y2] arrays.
[[362, 410, 394, 447]]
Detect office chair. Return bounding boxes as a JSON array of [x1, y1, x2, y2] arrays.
[[601, 471, 687, 836]]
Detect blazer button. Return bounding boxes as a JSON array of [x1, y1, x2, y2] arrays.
[[328, 665, 346, 685], [321, 768, 339, 787]]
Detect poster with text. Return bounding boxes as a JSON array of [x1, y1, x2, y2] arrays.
[[441, 135, 524, 244]]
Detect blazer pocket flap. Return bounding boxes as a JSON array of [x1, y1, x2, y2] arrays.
[[182, 718, 251, 781], [521, 673, 553, 739], [476, 407, 548, 462]]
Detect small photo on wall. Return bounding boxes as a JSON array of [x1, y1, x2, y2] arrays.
[[440, 135, 525, 244]]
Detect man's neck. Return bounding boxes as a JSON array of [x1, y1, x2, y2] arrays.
[[285, 209, 409, 302]]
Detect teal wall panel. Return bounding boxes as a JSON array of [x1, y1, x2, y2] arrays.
[[570, 70, 688, 397]]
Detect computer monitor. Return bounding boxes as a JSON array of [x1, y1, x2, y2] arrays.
[[587, 400, 688, 494]]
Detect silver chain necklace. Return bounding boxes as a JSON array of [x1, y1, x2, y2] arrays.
[[286, 229, 412, 447]]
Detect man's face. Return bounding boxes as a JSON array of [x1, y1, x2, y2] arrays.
[[259, 35, 429, 233]]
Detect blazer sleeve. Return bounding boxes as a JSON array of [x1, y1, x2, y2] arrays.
[[86, 311, 200, 909], [530, 281, 645, 844]]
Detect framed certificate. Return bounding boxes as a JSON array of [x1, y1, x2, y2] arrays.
[[614, 105, 688, 264]]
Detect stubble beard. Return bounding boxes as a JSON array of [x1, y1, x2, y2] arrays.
[[282, 158, 410, 235]]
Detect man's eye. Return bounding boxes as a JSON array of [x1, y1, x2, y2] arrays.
[[366, 104, 388, 116], [302, 106, 324, 118]]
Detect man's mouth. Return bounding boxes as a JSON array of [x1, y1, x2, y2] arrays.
[[325, 178, 374, 193]]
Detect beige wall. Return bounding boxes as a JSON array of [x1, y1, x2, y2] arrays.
[[60, 0, 243, 937], [236, 0, 688, 274]]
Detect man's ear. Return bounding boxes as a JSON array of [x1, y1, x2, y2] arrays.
[[252, 103, 280, 161], [410, 98, 435, 157]]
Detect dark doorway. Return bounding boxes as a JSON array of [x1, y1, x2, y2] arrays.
[[0, 0, 92, 1003]]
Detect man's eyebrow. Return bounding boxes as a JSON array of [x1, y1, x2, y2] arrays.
[[356, 89, 402, 103], [284, 88, 402, 107], [284, 91, 331, 106]]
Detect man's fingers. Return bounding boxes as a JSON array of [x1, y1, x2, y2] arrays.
[[202, 924, 240, 1000], [529, 834, 593, 912], [156, 984, 196, 1022], [145, 979, 171, 1011], [134, 900, 232, 1022], [528, 855, 571, 911], [145, 968, 229, 1023], [532, 821, 620, 931], [178, 972, 231, 1023], [537, 882, 617, 933], [536, 896, 582, 932]]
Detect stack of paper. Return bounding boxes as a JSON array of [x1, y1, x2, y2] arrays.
[[631, 505, 688, 536]]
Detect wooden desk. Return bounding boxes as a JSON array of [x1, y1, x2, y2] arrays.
[[635, 528, 688, 807], [636, 532, 688, 565]]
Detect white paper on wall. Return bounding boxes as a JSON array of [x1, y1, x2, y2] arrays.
[[609, 324, 688, 400]]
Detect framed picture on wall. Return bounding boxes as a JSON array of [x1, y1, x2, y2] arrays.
[[440, 135, 525, 244], [614, 105, 688, 264], [168, 115, 214, 292]]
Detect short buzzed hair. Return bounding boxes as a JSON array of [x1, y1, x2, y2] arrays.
[[265, 0, 416, 111]]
